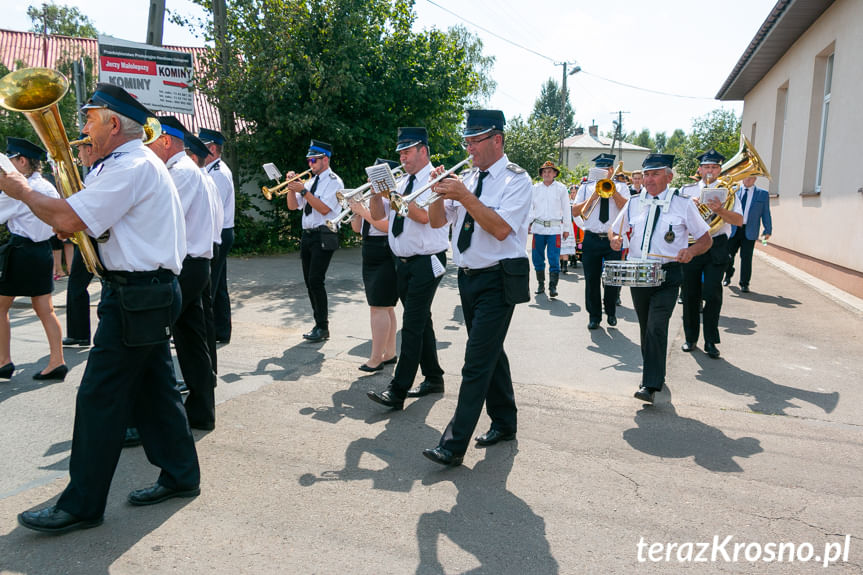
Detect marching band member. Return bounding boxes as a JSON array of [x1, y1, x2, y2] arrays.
[[286, 140, 343, 342], [529, 160, 569, 298], [349, 158, 398, 371], [0, 138, 66, 380], [148, 116, 217, 430], [2, 83, 199, 533], [366, 127, 447, 406], [572, 153, 630, 330], [629, 170, 644, 196], [199, 129, 234, 344], [678, 148, 743, 359], [609, 154, 711, 404], [423, 110, 532, 466]]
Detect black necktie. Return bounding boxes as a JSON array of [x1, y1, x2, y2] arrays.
[[599, 197, 609, 223], [740, 188, 748, 209], [456, 170, 489, 252], [304, 176, 319, 216], [391, 174, 415, 237], [361, 219, 370, 238]]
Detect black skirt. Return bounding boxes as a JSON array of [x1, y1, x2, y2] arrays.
[[0, 235, 54, 297], [362, 236, 398, 307]]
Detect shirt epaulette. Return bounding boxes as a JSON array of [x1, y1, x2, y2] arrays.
[[329, 172, 338, 179], [506, 163, 525, 174], [208, 159, 220, 172]]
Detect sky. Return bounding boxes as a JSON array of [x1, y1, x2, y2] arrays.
[[4, 0, 780, 138]]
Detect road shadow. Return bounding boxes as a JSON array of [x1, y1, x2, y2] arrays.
[[718, 314, 757, 336], [416, 444, 558, 574], [692, 353, 839, 415], [623, 401, 763, 472], [727, 286, 801, 309], [0, 447, 197, 575], [298, 394, 442, 492], [585, 328, 642, 374], [221, 340, 325, 384], [527, 295, 581, 317], [0, 349, 90, 406]]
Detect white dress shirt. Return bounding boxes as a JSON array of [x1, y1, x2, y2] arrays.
[[67, 139, 186, 274], [207, 158, 235, 229], [296, 167, 343, 230], [167, 152, 215, 259], [575, 180, 631, 234], [385, 162, 449, 257], [0, 172, 60, 241], [201, 168, 224, 246], [443, 154, 532, 269], [529, 179, 570, 234]]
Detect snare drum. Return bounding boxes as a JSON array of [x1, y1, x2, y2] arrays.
[[601, 260, 666, 287]]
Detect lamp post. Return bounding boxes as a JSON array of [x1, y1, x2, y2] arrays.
[[555, 61, 581, 166]]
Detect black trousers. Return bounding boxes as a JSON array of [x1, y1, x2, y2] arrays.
[[203, 243, 218, 373], [56, 277, 199, 520], [65, 246, 94, 342], [176, 257, 216, 426], [725, 226, 756, 287], [681, 235, 728, 345], [210, 227, 233, 341], [390, 253, 445, 395], [630, 264, 682, 391], [581, 232, 621, 322], [439, 269, 516, 455], [300, 229, 335, 330]]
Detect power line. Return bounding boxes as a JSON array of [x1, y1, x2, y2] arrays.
[[422, 0, 718, 102]]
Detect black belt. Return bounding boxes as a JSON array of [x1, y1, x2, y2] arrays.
[[459, 263, 502, 276], [398, 250, 444, 264], [662, 262, 681, 270], [103, 268, 176, 286], [584, 231, 609, 240], [184, 255, 209, 262], [9, 234, 49, 247]]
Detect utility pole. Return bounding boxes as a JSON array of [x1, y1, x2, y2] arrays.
[[554, 61, 580, 166], [146, 0, 166, 47], [213, 0, 238, 188], [609, 110, 629, 165]]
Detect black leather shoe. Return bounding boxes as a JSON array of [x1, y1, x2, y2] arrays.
[[406, 380, 445, 398], [366, 388, 404, 410], [607, 316, 617, 327], [422, 446, 463, 466], [358, 363, 384, 373], [634, 386, 655, 403], [722, 278, 731, 286], [740, 285, 750, 293], [302, 327, 330, 342], [382, 355, 398, 365], [474, 428, 516, 446], [705, 342, 721, 359], [0, 362, 14, 379], [62, 337, 89, 346], [681, 342, 695, 352], [18, 506, 103, 534], [128, 483, 200, 506], [123, 427, 142, 448], [587, 321, 600, 330], [33, 364, 68, 381]]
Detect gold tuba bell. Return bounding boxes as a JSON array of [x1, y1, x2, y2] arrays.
[[580, 178, 616, 221], [698, 134, 770, 236], [0, 67, 104, 277]]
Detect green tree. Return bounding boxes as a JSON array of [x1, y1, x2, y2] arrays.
[[27, 3, 98, 38], [654, 132, 667, 153], [174, 0, 494, 252], [630, 128, 654, 150], [531, 78, 577, 138], [672, 109, 741, 187], [505, 114, 558, 176]]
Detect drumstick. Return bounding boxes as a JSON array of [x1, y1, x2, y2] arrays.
[[646, 252, 676, 260]]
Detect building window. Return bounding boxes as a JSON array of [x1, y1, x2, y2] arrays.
[[770, 83, 788, 196], [814, 53, 833, 193]]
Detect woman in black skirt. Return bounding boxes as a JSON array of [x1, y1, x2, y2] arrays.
[[350, 196, 398, 372], [0, 139, 67, 380]]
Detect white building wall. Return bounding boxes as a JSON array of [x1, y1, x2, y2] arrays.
[[740, 0, 863, 272]]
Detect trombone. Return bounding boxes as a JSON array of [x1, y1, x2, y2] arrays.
[[580, 178, 617, 221], [262, 169, 312, 200], [392, 156, 473, 215], [336, 163, 405, 207], [326, 190, 374, 232]]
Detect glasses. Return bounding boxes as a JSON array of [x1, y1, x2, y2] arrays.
[[461, 133, 496, 149]]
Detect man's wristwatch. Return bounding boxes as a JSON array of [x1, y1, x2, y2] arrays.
[[300, 189, 307, 197]]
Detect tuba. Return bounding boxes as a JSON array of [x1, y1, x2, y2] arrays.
[[698, 134, 770, 236], [0, 67, 104, 277]]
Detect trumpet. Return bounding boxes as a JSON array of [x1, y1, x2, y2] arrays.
[[392, 156, 473, 216], [580, 178, 617, 221], [262, 168, 313, 200]]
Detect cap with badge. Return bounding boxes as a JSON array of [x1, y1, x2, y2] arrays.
[[395, 127, 428, 152], [374, 158, 400, 170], [185, 133, 210, 160], [641, 153, 675, 171], [81, 83, 154, 126], [696, 148, 725, 165], [538, 160, 560, 176], [157, 115, 191, 141], [591, 153, 616, 168], [6, 137, 46, 161], [198, 128, 225, 146], [463, 109, 505, 137], [306, 139, 332, 158]]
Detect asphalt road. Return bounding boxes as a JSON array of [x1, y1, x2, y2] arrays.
[[0, 247, 860, 574]]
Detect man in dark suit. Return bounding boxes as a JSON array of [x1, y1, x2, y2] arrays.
[[724, 175, 773, 293]]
